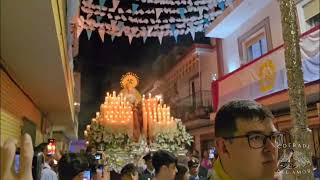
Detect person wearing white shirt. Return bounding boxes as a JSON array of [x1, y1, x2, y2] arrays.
[[41, 156, 58, 180]]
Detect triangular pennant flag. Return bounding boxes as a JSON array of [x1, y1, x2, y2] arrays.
[[170, 24, 176, 35], [178, 8, 186, 19], [218, 1, 225, 10], [99, 0, 106, 7], [132, 3, 139, 14], [174, 33, 178, 42], [155, 8, 163, 19], [96, 16, 103, 23], [86, 29, 92, 40], [143, 35, 147, 43], [147, 26, 154, 35], [170, 24, 178, 42], [111, 35, 115, 42], [199, 7, 204, 16], [77, 26, 84, 38], [158, 32, 163, 44], [112, 0, 120, 10], [128, 34, 134, 44], [98, 28, 105, 42], [190, 29, 195, 40]]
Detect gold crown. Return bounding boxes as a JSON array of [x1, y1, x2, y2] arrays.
[[120, 72, 139, 89]]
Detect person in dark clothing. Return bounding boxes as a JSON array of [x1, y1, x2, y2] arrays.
[[140, 153, 155, 180], [121, 163, 139, 180]]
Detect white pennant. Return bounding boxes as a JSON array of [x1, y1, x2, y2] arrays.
[[98, 28, 105, 42], [128, 34, 134, 44], [112, 0, 120, 10], [190, 28, 195, 40], [147, 26, 154, 35], [158, 32, 163, 44], [199, 7, 204, 16], [155, 8, 163, 19]]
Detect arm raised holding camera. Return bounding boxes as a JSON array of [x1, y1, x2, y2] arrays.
[[1, 134, 34, 180]]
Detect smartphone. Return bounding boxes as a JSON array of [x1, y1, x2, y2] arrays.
[[15, 150, 20, 173], [47, 139, 56, 155], [83, 170, 91, 180], [95, 153, 102, 160], [209, 148, 216, 159]]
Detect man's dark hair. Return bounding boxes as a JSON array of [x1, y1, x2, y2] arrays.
[[143, 153, 153, 161], [152, 150, 177, 175], [215, 100, 274, 138], [120, 163, 138, 177], [35, 143, 48, 153], [175, 164, 188, 180], [58, 153, 89, 180]]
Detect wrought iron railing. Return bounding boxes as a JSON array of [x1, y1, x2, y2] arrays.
[[169, 90, 213, 120]]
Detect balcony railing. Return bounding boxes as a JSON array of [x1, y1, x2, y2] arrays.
[[212, 25, 320, 110], [170, 90, 213, 120]]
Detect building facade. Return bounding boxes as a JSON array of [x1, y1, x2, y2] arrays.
[[205, 0, 319, 158], [1, 0, 80, 150], [141, 44, 218, 154]]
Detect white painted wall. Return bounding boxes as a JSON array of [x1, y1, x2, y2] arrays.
[[222, 0, 283, 74]]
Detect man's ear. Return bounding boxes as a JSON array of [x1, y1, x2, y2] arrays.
[[215, 137, 230, 158]]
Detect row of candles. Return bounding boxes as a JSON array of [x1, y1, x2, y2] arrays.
[[142, 94, 176, 138], [84, 91, 177, 140]]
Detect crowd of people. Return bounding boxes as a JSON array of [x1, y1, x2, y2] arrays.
[[1, 100, 320, 180]]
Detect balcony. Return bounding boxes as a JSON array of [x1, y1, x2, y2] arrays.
[[211, 26, 320, 111], [170, 90, 213, 121]]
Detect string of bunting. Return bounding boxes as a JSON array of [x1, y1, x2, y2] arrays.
[[78, 0, 233, 44]]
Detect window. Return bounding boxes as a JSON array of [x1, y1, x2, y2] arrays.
[[238, 17, 272, 65], [306, 13, 320, 27], [296, 0, 320, 33], [246, 35, 268, 61]]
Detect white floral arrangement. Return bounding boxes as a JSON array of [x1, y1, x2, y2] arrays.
[[152, 120, 193, 154], [86, 120, 193, 172]]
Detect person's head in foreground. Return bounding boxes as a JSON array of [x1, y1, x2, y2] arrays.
[[143, 153, 154, 171], [214, 100, 283, 180], [175, 164, 189, 180], [187, 158, 199, 177], [120, 163, 138, 180], [58, 153, 89, 180], [152, 150, 178, 180]]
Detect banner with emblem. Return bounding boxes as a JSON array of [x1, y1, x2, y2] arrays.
[[214, 27, 319, 108]]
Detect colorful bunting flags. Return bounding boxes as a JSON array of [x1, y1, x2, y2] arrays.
[[80, 0, 231, 44]]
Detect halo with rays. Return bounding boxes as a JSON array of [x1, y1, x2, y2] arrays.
[[120, 72, 139, 89]]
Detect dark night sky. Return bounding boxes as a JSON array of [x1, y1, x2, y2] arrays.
[[76, 0, 212, 137]]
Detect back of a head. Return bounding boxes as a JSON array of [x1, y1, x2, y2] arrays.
[[143, 153, 153, 162], [120, 163, 137, 178], [215, 100, 274, 138], [187, 158, 199, 169], [58, 153, 89, 180], [152, 150, 177, 175], [35, 143, 48, 153], [175, 164, 188, 180]]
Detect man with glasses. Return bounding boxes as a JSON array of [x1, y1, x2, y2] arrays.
[[211, 100, 283, 180]]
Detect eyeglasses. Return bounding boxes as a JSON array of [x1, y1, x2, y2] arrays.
[[223, 132, 284, 149]]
